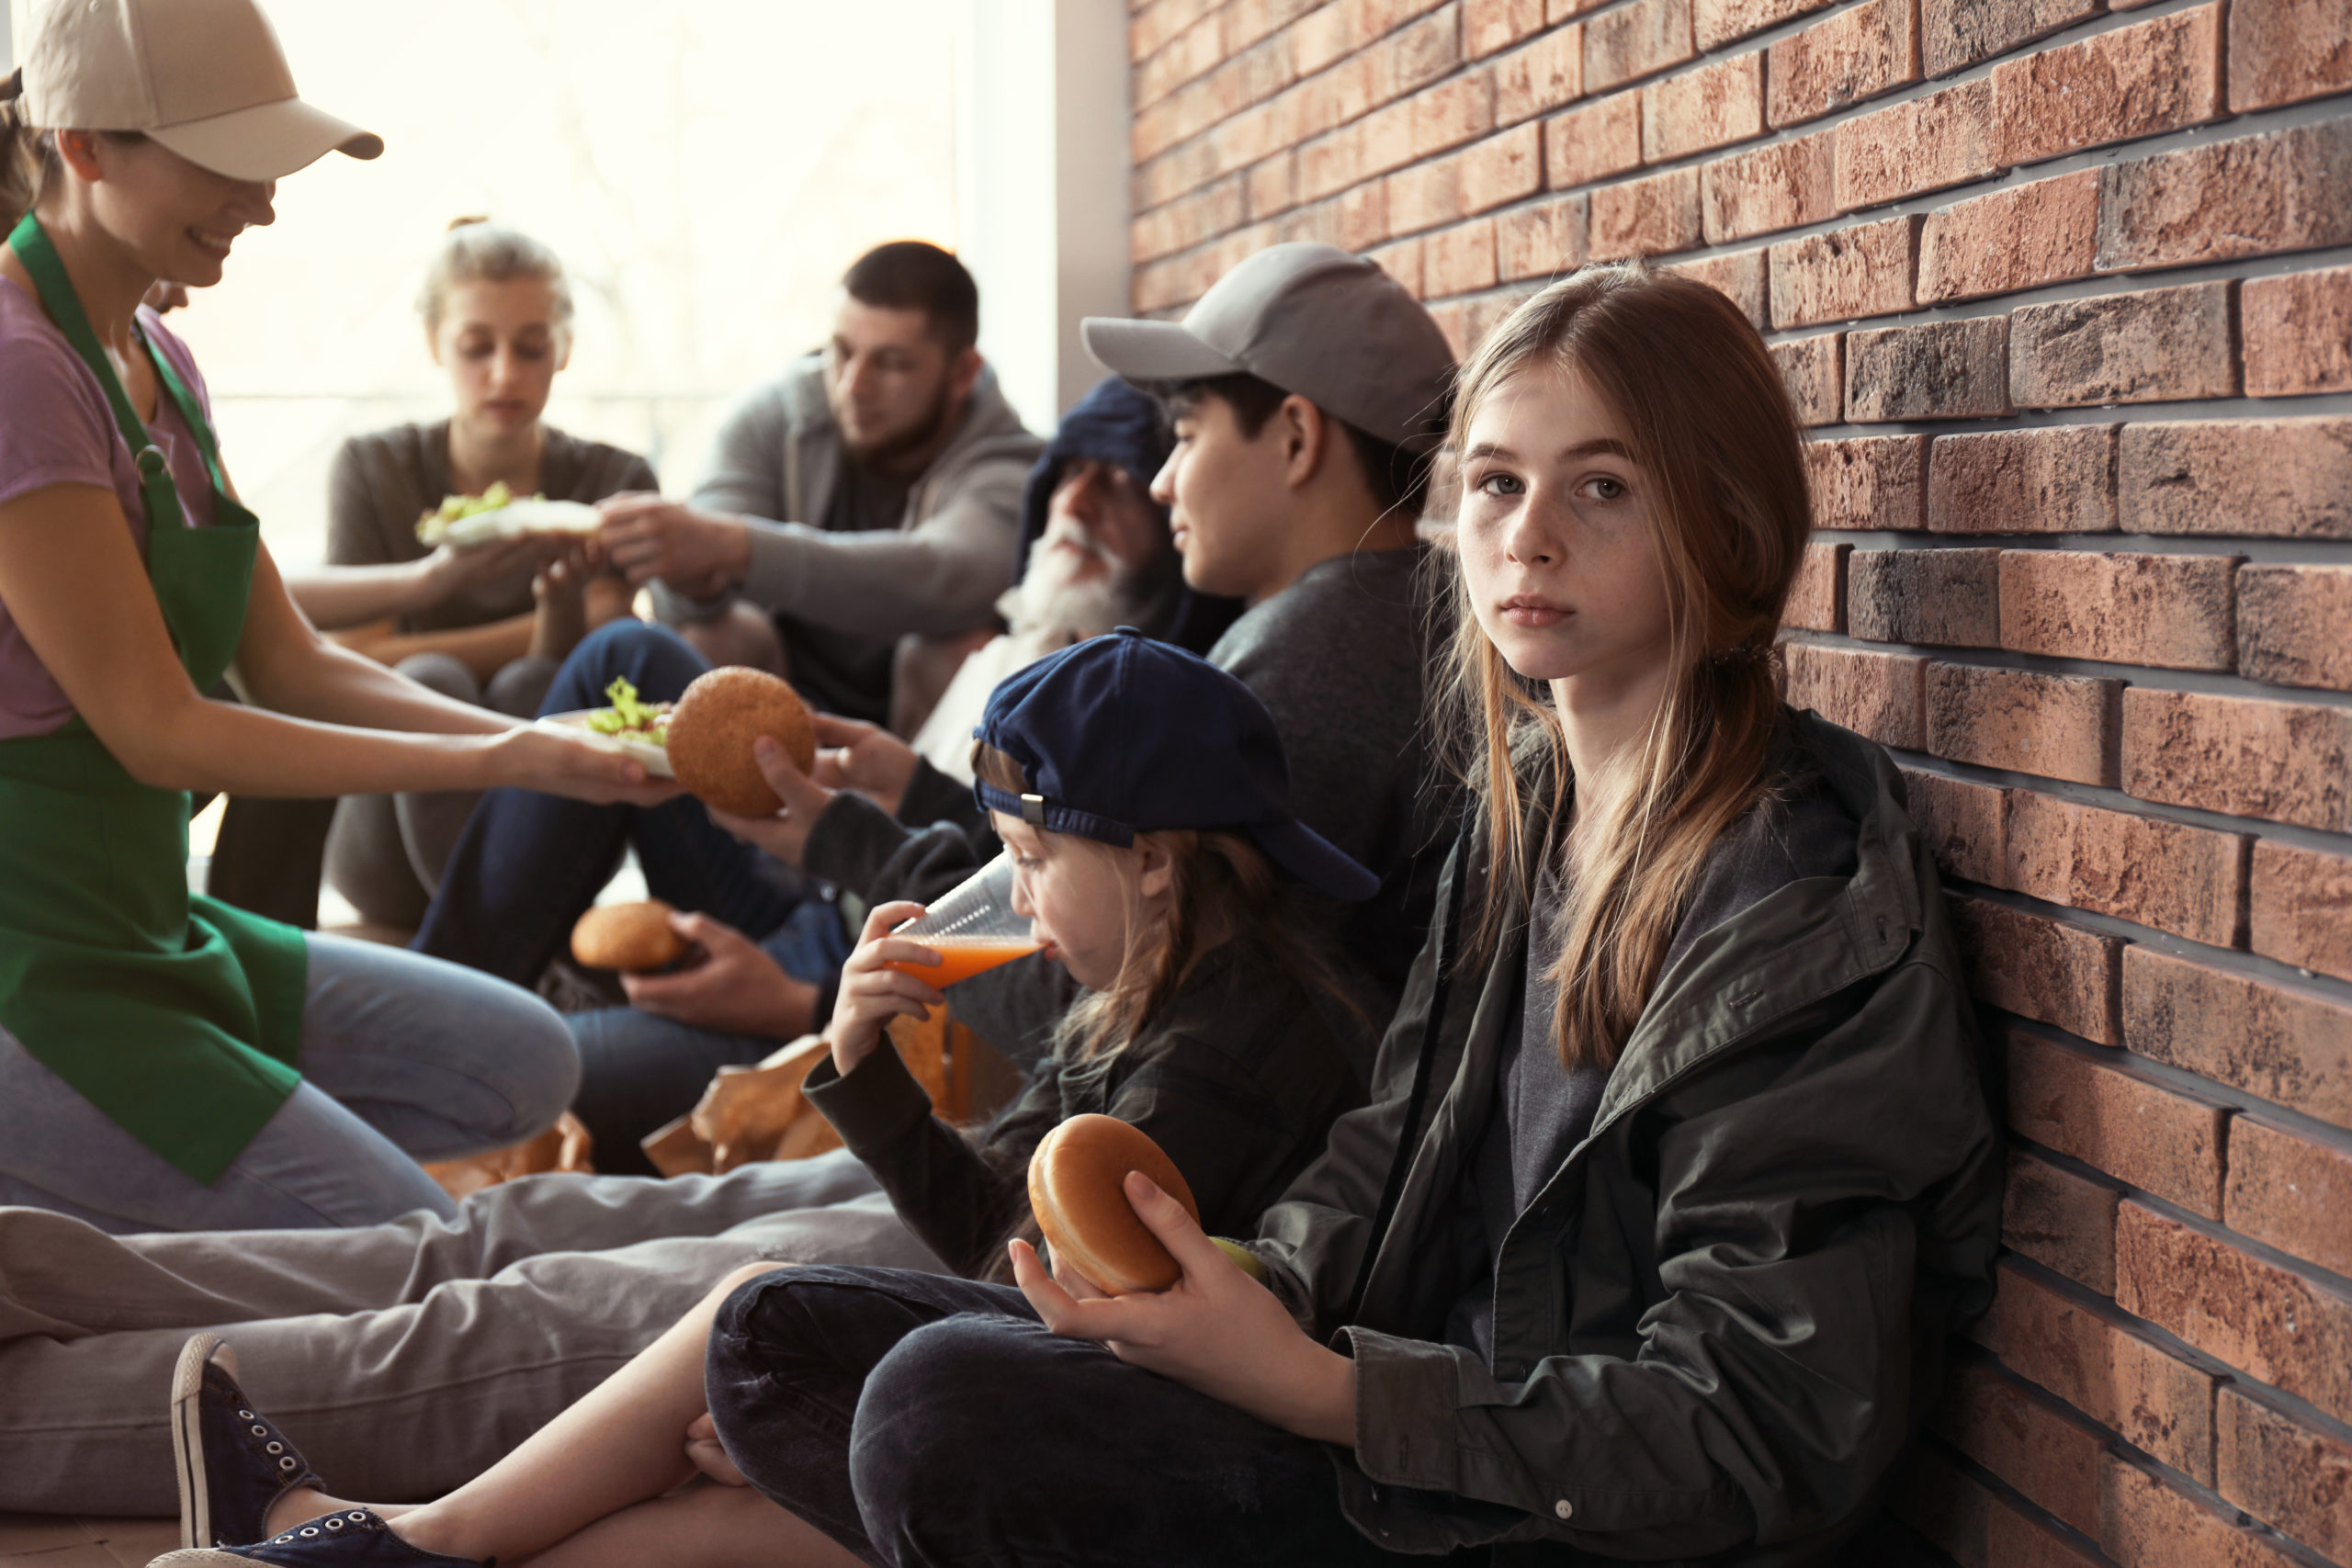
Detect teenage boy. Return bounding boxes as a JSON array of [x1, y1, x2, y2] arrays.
[[601, 241, 1044, 725]]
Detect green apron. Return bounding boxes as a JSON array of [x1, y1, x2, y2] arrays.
[[0, 213, 309, 1185]]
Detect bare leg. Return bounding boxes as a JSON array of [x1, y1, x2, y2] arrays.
[[346, 1261, 784, 1564], [515, 1480, 860, 1568]]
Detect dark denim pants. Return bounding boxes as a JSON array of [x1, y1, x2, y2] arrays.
[[410, 620, 809, 987], [703, 1264, 1448, 1568]]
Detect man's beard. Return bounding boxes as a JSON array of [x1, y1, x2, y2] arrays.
[[1002, 517, 1180, 639], [840, 378, 956, 468]]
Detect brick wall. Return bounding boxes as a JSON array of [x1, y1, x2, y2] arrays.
[[1125, 1, 2352, 1563]]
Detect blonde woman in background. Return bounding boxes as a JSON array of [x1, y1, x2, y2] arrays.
[[280, 220, 657, 928]]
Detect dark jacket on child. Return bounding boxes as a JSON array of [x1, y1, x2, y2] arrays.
[[1248, 710, 2004, 1564], [803, 939, 1368, 1280]]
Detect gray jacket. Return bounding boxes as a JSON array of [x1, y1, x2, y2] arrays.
[[1250, 712, 2004, 1562], [657, 354, 1043, 643]]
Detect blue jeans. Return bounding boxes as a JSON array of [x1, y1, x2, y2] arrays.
[[704, 1266, 1448, 1568], [0, 935, 579, 1233], [567, 901, 853, 1175], [412, 621, 809, 987]]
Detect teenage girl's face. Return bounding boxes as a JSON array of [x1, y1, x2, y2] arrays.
[[59, 132, 275, 289], [991, 814, 1170, 992], [433, 279, 567, 435], [1455, 367, 1676, 699], [1150, 392, 1294, 604]]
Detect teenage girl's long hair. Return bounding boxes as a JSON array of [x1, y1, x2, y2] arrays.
[[1437, 264, 1812, 1072]]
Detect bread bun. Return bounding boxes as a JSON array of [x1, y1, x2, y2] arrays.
[[665, 666, 818, 817], [1026, 1114, 1201, 1295], [570, 900, 687, 973]]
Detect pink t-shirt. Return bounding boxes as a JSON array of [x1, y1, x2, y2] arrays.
[[0, 274, 220, 739]]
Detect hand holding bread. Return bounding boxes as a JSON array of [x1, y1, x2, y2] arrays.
[[664, 666, 817, 817]]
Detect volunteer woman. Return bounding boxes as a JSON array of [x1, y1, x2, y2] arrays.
[[0, 0, 669, 1235]]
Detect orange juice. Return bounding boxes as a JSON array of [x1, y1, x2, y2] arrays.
[[888, 934, 1043, 987]]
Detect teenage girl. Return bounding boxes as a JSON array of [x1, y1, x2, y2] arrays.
[[465, 263, 1994, 1567], [0, 0, 666, 1235], [149, 630, 1375, 1567]]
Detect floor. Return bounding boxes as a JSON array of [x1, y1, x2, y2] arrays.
[[0, 1515, 176, 1567]]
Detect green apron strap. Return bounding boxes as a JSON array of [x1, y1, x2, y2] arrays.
[[6, 213, 220, 513]]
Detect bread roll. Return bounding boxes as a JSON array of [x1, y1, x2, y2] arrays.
[[570, 900, 687, 973], [1026, 1114, 1201, 1295], [665, 666, 819, 818]]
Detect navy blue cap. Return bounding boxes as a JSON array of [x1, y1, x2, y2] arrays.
[[972, 628, 1378, 903]]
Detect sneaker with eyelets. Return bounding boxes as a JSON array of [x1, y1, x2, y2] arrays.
[[143, 1507, 487, 1566], [167, 1333, 327, 1551]]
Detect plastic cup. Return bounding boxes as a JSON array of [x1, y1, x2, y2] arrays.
[[885, 851, 1042, 986]]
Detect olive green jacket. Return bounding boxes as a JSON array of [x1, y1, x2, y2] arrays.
[[1249, 712, 2003, 1563]]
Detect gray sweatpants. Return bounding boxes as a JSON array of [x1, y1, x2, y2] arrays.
[[0, 1149, 941, 1515]]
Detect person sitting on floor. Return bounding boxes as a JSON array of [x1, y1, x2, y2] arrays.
[[277, 218, 655, 930]]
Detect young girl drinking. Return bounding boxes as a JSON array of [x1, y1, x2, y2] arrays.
[[452, 262, 1994, 1567], [149, 629, 1375, 1566]]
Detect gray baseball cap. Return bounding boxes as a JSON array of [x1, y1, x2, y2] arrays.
[[1082, 243, 1456, 457]]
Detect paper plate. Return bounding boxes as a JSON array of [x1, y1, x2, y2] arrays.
[[537, 709, 675, 777]]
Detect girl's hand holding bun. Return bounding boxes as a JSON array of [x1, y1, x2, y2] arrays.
[[1010, 1173, 1359, 1448], [827, 900, 945, 1079]]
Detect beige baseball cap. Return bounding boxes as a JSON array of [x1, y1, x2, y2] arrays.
[[11, 0, 380, 181], [1082, 242, 1456, 456]]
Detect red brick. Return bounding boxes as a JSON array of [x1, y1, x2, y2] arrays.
[[1934, 1360, 2106, 1534], [1769, 215, 1919, 330], [1274, 186, 1389, 253], [1928, 665, 2117, 786], [1466, 0, 1548, 56], [1428, 298, 1475, 359], [1464, 122, 1544, 212], [2100, 1451, 2307, 1568], [1784, 542, 1849, 634], [1641, 51, 1762, 162], [1368, 236, 1426, 298], [1771, 333, 1844, 427], [1767, 0, 1921, 128], [1589, 166, 1702, 259], [1900, 766, 2005, 884], [1951, 898, 2120, 1042], [1834, 77, 1998, 212], [1130, 0, 1216, 66], [2238, 565, 2352, 694], [1494, 24, 1584, 124], [1424, 220, 1499, 297], [1225, 0, 1323, 52], [2095, 118, 2352, 274], [1804, 434, 1927, 531], [1693, 0, 1834, 50], [1781, 643, 1926, 748], [1495, 195, 1589, 281], [2007, 1027, 2225, 1204], [2005, 792, 2246, 949], [2228, 0, 2352, 112], [1246, 152, 1295, 220], [1584, 0, 1695, 92], [2119, 1201, 2352, 1423], [1997, 551, 2239, 674], [1544, 91, 1642, 189], [1988, 1506, 2109, 1568], [2244, 265, 2352, 398], [1921, 0, 2098, 77], [2123, 945, 2352, 1127], [1701, 129, 1837, 243], [1845, 317, 2012, 423], [1459, 288, 1541, 356], [2250, 840, 2352, 984], [1917, 171, 2101, 305], [2121, 688, 2352, 833], [1134, 9, 1227, 110], [2009, 282, 2239, 410], [1976, 1260, 2220, 1478], [1849, 547, 2000, 646], [1662, 247, 1767, 327], [1993, 6, 2224, 166], [2225, 1113, 2352, 1279], [2002, 1149, 2121, 1292], [1388, 155, 1467, 233], [1928, 426, 2118, 536], [2216, 1385, 2352, 1563], [2120, 419, 2352, 541], [1410, 71, 1500, 161]]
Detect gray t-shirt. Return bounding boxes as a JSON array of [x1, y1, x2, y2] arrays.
[[325, 421, 656, 634]]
